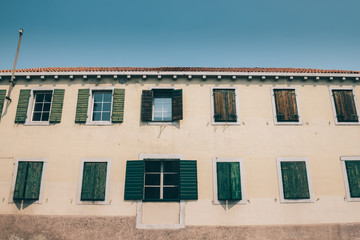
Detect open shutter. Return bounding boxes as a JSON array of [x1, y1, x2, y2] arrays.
[[281, 161, 310, 199], [112, 89, 125, 123], [141, 90, 153, 121], [213, 90, 226, 122], [217, 162, 231, 200], [230, 162, 241, 200], [179, 160, 198, 200], [75, 89, 90, 123], [0, 89, 6, 120], [345, 161, 360, 198], [343, 91, 358, 122], [81, 162, 96, 201], [172, 89, 183, 120], [24, 162, 43, 200], [13, 162, 28, 199], [15, 89, 31, 123], [49, 89, 65, 123], [124, 160, 144, 200], [94, 162, 107, 201]]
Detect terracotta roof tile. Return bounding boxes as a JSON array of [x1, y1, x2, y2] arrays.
[[0, 67, 359, 74]]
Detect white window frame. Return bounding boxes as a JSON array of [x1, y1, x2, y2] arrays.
[[77, 158, 111, 205], [329, 87, 360, 125], [147, 87, 177, 125], [340, 156, 360, 202], [25, 87, 54, 126], [9, 158, 48, 204], [210, 87, 240, 125], [276, 157, 314, 203], [271, 87, 302, 125], [212, 158, 246, 205], [85, 87, 114, 126]]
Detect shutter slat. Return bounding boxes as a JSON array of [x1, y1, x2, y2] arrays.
[[112, 89, 125, 123], [0, 90, 6, 121], [124, 160, 144, 200], [281, 161, 310, 200], [345, 161, 360, 198], [94, 162, 107, 201], [15, 89, 31, 123], [49, 89, 65, 123], [230, 162, 242, 200], [172, 89, 183, 120], [179, 160, 198, 200], [81, 162, 96, 201], [141, 90, 153, 121], [75, 89, 90, 123], [344, 91, 358, 122], [217, 162, 230, 200], [24, 162, 43, 200], [227, 90, 237, 122], [13, 162, 28, 199], [213, 90, 226, 122]]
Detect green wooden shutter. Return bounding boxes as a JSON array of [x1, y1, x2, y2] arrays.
[[179, 160, 198, 200], [112, 89, 125, 123], [217, 162, 231, 200], [94, 162, 107, 201], [15, 89, 31, 123], [81, 162, 96, 201], [49, 89, 65, 123], [24, 162, 43, 200], [281, 161, 310, 200], [230, 162, 241, 200], [124, 160, 144, 200], [172, 89, 183, 120], [0, 89, 6, 121], [75, 89, 90, 123], [345, 161, 360, 198], [13, 162, 29, 199], [141, 90, 153, 121]]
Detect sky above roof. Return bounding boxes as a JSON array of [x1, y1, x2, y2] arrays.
[[1, 0, 359, 71]]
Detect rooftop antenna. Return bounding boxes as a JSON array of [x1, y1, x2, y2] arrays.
[[6, 28, 23, 102]]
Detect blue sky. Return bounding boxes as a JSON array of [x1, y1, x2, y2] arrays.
[[1, 0, 359, 70]]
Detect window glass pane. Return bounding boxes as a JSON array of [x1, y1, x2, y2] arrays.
[[163, 187, 179, 199], [32, 113, 41, 121], [93, 112, 101, 121], [93, 103, 102, 111], [164, 174, 179, 185], [93, 93, 103, 102], [153, 90, 172, 121], [34, 103, 43, 111], [44, 93, 52, 102], [145, 174, 161, 185], [164, 161, 179, 172], [102, 112, 111, 121], [43, 103, 51, 111], [35, 94, 44, 102], [145, 161, 161, 172], [145, 187, 160, 199], [103, 92, 112, 102], [103, 103, 111, 111], [41, 113, 49, 121]]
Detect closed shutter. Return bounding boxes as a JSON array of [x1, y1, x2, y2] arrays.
[[94, 162, 107, 201], [179, 160, 198, 200], [112, 89, 125, 123], [230, 162, 241, 200], [81, 162, 107, 201], [141, 90, 153, 121], [213, 90, 226, 122], [75, 89, 90, 123], [172, 89, 183, 120], [124, 160, 144, 200], [227, 90, 237, 122], [274, 89, 298, 122], [281, 161, 310, 199], [49, 89, 65, 123], [217, 162, 241, 201], [13, 162, 28, 199], [0, 89, 6, 121], [15, 89, 31, 123], [345, 161, 360, 198], [343, 91, 358, 122], [24, 162, 43, 200]]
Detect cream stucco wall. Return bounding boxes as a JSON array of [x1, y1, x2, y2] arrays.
[[0, 75, 359, 226]]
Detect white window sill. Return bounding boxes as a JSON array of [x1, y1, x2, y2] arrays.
[[274, 121, 302, 126], [85, 122, 113, 126], [334, 121, 360, 125], [77, 200, 110, 205], [213, 199, 246, 205], [147, 121, 177, 126], [24, 122, 51, 126], [280, 198, 314, 203], [211, 121, 240, 126]]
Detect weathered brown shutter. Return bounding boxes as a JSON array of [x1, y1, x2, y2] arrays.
[[75, 89, 90, 123], [49, 89, 65, 123], [172, 89, 183, 120], [281, 161, 310, 199], [343, 90, 358, 122], [141, 90, 153, 121], [112, 88, 125, 123], [124, 160, 144, 200], [227, 90, 237, 122], [345, 161, 360, 198], [13, 162, 28, 199], [0, 89, 6, 121], [15, 89, 31, 123], [24, 162, 43, 200], [333, 90, 346, 122], [274, 89, 298, 122], [213, 90, 226, 122]]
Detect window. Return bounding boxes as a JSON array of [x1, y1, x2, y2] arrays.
[[77, 159, 111, 204], [15, 88, 65, 125], [276, 158, 314, 203], [212, 158, 246, 204], [10, 159, 47, 203], [211, 88, 239, 124], [330, 89, 359, 124], [340, 157, 360, 201], [124, 155, 197, 202], [272, 88, 301, 124], [75, 88, 125, 125], [141, 89, 183, 122]]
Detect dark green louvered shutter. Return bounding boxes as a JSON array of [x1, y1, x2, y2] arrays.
[[24, 162, 43, 200], [172, 89, 183, 120], [81, 162, 107, 201], [217, 162, 241, 201], [281, 161, 310, 200], [179, 160, 198, 200], [345, 161, 360, 198], [112, 89, 125, 123], [49, 89, 65, 123], [13, 162, 28, 199], [94, 162, 107, 200], [124, 160, 144, 200], [0, 89, 6, 121], [75, 89, 90, 123], [15, 89, 31, 123], [141, 90, 153, 121]]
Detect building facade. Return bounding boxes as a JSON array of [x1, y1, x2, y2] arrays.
[[0, 67, 360, 239]]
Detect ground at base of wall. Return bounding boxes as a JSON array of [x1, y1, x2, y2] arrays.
[[0, 215, 360, 240]]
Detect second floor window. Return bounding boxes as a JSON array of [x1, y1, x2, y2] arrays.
[[273, 89, 299, 123], [331, 89, 359, 123], [92, 91, 112, 122], [212, 89, 237, 123], [32, 91, 52, 122]]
